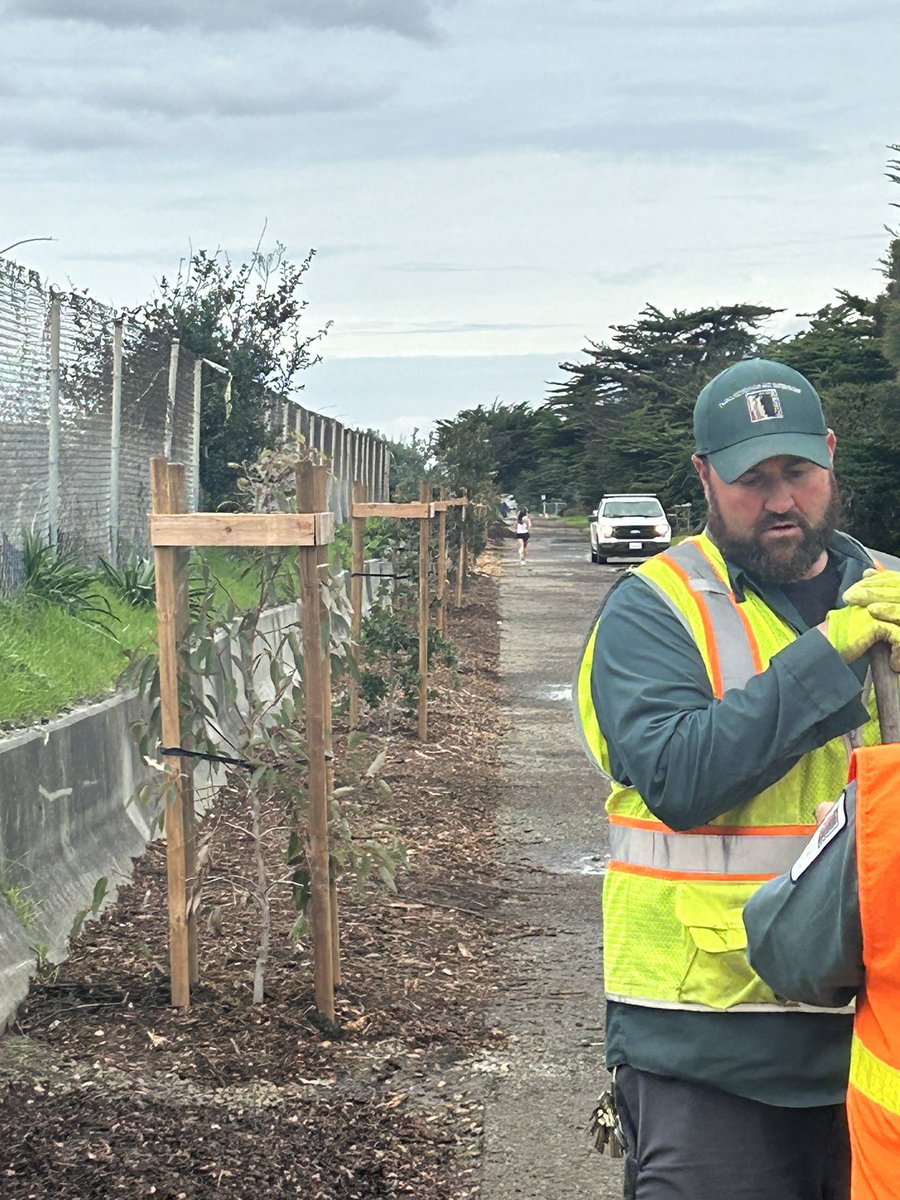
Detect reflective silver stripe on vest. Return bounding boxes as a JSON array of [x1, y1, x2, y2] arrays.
[[609, 823, 813, 877], [662, 540, 760, 694], [605, 992, 856, 1016]]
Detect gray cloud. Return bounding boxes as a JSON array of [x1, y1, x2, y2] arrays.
[[318, 243, 383, 258], [2, 0, 456, 40], [298, 108, 824, 166], [0, 104, 155, 153], [60, 248, 177, 264], [613, 79, 833, 108], [83, 74, 390, 120], [590, 264, 666, 286], [0, 87, 824, 167], [303, 350, 570, 435], [524, 119, 822, 160], [351, 320, 581, 336], [584, 0, 894, 29], [383, 261, 542, 274]]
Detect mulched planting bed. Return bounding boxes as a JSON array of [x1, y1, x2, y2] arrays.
[[1, 559, 508, 1199]]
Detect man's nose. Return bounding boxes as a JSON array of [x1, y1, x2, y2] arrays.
[[763, 478, 796, 512]]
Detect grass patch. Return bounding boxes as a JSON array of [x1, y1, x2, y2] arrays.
[[560, 514, 590, 530], [0, 591, 152, 727], [0, 549, 302, 730], [0, 877, 37, 926]]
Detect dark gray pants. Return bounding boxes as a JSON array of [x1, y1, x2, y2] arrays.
[[614, 1065, 850, 1200]]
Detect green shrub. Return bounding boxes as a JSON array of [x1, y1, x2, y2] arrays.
[[98, 553, 156, 608], [21, 532, 111, 626], [359, 601, 456, 727]]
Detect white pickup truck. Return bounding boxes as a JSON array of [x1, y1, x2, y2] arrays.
[[589, 493, 671, 563]]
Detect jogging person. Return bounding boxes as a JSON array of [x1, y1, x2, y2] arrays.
[[515, 508, 531, 561]]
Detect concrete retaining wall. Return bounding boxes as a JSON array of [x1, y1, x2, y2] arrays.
[[0, 561, 391, 1028]]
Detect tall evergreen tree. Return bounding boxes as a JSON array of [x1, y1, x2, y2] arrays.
[[767, 296, 900, 548], [546, 303, 778, 512]]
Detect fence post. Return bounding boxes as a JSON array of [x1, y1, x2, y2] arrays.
[[191, 358, 202, 511], [296, 462, 335, 1020], [150, 456, 193, 1008], [109, 317, 123, 564], [418, 481, 431, 742], [164, 339, 180, 459], [348, 481, 367, 731], [48, 292, 61, 550]]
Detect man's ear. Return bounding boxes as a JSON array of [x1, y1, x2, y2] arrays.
[[692, 454, 712, 502], [826, 429, 836, 464]]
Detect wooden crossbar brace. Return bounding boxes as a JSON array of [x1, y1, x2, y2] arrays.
[[150, 511, 335, 547], [350, 501, 433, 519]]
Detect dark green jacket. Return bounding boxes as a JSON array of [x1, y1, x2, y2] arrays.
[[744, 782, 862, 1009], [593, 531, 874, 1105]]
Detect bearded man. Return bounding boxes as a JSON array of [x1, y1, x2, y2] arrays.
[[574, 359, 900, 1199]]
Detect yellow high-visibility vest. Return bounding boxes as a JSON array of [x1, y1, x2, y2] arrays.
[[576, 532, 893, 1013]]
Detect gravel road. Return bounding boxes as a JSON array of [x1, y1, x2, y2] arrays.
[[480, 520, 625, 1199]]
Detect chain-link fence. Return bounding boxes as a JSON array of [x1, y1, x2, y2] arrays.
[[0, 259, 198, 584], [0, 256, 389, 593]]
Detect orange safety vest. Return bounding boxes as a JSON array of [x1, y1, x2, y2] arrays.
[[846, 744, 900, 1199]]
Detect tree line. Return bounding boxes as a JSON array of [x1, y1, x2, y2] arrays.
[[429, 147, 900, 553]]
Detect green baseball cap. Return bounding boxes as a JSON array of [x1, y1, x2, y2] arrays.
[[694, 359, 831, 483]]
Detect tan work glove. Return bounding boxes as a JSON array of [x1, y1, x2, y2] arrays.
[[842, 568, 900, 608], [822, 605, 900, 669]]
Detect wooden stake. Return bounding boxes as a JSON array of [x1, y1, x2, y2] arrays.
[[167, 463, 199, 988], [296, 462, 335, 1020], [348, 481, 367, 731], [436, 486, 447, 636], [150, 456, 192, 1008], [311, 462, 342, 990], [455, 492, 468, 609], [418, 481, 431, 742]]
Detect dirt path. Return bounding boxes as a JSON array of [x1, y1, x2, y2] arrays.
[[481, 521, 623, 1198]]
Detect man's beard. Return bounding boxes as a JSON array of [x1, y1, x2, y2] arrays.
[[706, 477, 842, 584]]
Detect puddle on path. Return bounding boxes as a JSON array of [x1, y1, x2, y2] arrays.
[[541, 852, 609, 876], [576, 853, 608, 875], [535, 683, 572, 702]]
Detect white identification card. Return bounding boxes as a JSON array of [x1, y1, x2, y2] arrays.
[[790, 790, 848, 882]]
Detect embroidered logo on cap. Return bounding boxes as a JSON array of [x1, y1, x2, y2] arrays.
[[745, 387, 783, 423]]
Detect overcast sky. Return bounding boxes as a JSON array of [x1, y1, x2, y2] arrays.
[[2, 0, 899, 440]]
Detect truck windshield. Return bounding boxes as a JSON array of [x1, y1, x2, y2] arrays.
[[603, 500, 663, 518]]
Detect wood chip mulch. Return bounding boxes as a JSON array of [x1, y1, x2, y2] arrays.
[[1, 556, 510, 1199]]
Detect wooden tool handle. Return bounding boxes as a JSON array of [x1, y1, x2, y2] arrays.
[[871, 642, 900, 745]]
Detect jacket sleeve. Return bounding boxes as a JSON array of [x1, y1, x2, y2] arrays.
[[591, 576, 869, 828], [743, 784, 862, 1007]]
